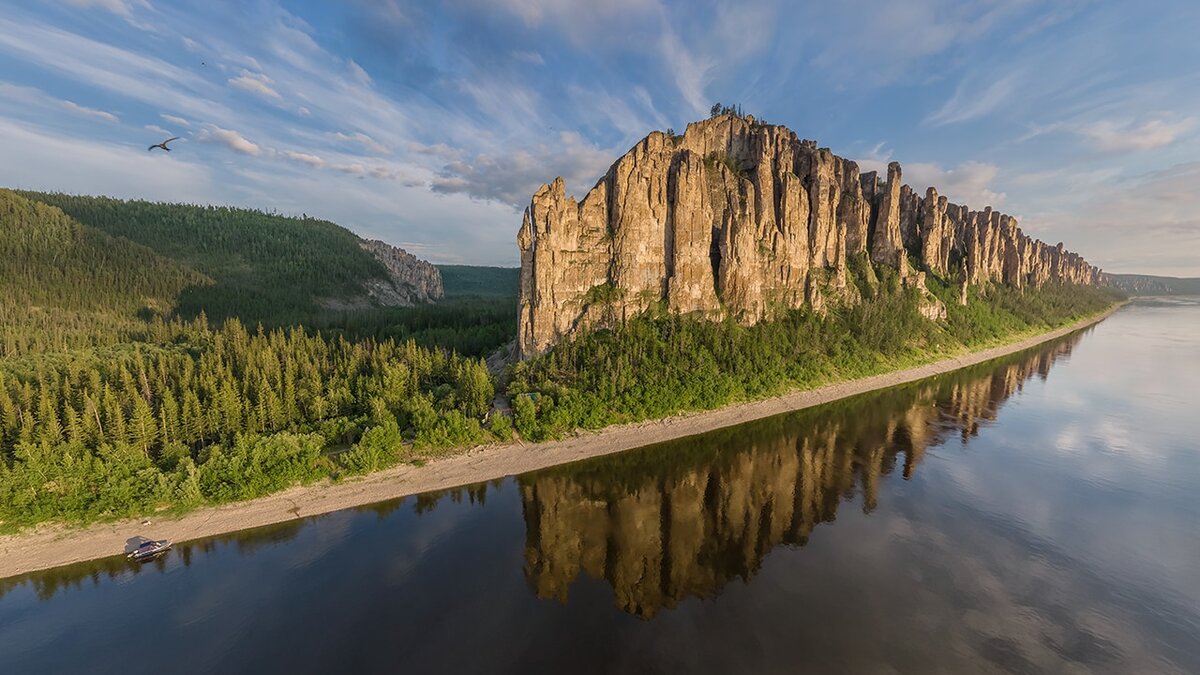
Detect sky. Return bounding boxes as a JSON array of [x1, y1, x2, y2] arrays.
[[0, 0, 1197, 274]]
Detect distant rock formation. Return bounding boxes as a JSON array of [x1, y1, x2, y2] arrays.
[[359, 239, 444, 306], [1104, 273, 1200, 296], [517, 115, 1101, 358]]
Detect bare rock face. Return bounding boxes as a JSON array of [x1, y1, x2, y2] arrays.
[[358, 239, 443, 306], [516, 115, 1102, 358], [870, 162, 907, 274], [517, 178, 611, 353], [665, 152, 721, 314]]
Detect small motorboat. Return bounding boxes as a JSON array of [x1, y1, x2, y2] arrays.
[[126, 537, 172, 562]]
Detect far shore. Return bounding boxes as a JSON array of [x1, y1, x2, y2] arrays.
[[0, 304, 1125, 580]]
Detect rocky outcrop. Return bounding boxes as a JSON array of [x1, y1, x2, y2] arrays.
[[517, 115, 1102, 358], [359, 239, 444, 306]]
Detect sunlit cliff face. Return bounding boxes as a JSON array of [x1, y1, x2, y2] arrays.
[[517, 334, 1082, 618], [517, 115, 1103, 357]]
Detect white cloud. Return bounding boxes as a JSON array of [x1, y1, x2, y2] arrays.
[[196, 125, 261, 156], [228, 72, 283, 101], [160, 113, 191, 127], [144, 123, 170, 135], [1080, 117, 1196, 153], [61, 99, 119, 123], [283, 150, 324, 167]]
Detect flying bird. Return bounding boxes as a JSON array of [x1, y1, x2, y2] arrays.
[[148, 137, 180, 152]]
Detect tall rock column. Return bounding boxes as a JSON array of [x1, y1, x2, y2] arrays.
[[517, 178, 612, 358], [871, 162, 908, 275], [918, 187, 949, 276], [665, 151, 720, 314], [839, 160, 870, 255]]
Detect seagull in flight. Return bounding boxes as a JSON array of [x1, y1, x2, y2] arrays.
[[148, 136, 180, 152]]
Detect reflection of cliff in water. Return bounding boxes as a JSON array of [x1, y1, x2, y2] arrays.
[[519, 333, 1084, 618]]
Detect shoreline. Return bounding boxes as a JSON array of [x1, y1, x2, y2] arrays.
[[0, 304, 1124, 580]]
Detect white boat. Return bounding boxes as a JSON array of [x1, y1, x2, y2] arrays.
[[126, 537, 172, 562]]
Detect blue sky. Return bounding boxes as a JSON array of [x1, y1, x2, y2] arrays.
[[1, 0, 1197, 274]]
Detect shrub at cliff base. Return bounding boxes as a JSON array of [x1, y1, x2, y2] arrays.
[[506, 283, 1120, 441]]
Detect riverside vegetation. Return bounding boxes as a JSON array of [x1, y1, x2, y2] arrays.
[[506, 263, 1118, 440], [0, 177, 1118, 532]]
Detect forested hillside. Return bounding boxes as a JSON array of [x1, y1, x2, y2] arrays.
[[0, 190, 210, 359], [0, 189, 518, 530], [19, 192, 399, 324], [0, 190, 206, 314]]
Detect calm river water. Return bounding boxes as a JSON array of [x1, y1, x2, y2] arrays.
[[1, 298, 1197, 674]]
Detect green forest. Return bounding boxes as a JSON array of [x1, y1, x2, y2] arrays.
[[0, 189, 514, 530], [19, 191, 395, 326], [0, 188, 1120, 531]]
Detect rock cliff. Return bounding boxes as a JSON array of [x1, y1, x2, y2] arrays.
[[359, 239, 444, 306], [517, 115, 1101, 357]]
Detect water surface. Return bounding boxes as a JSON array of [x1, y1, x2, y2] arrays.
[[2, 298, 1197, 674]]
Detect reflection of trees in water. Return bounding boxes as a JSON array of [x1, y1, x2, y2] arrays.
[[518, 334, 1083, 618], [0, 477, 508, 603]]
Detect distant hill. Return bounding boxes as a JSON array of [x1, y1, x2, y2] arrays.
[[438, 265, 520, 298], [17, 191, 442, 324], [0, 189, 206, 315], [1106, 273, 1200, 295]]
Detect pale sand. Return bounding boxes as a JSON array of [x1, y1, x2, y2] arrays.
[[0, 305, 1123, 579]]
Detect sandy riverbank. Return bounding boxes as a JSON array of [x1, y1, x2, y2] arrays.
[[0, 304, 1124, 579]]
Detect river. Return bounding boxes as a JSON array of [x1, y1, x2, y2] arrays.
[[1, 297, 1197, 674]]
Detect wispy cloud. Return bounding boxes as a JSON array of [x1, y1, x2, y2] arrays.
[[196, 125, 261, 156], [160, 113, 191, 128], [926, 74, 1018, 126], [61, 100, 119, 123], [0, 82, 120, 124], [63, 0, 147, 18], [511, 50, 544, 65], [331, 131, 389, 156], [1080, 117, 1196, 153], [282, 149, 324, 167], [228, 71, 283, 101]]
